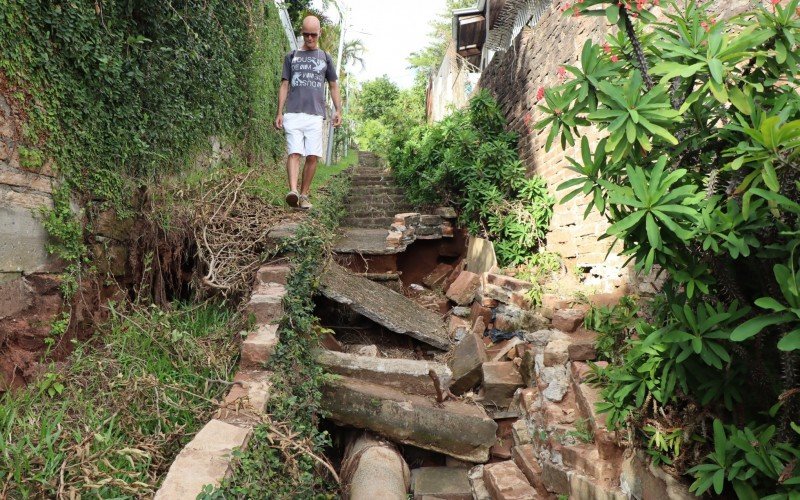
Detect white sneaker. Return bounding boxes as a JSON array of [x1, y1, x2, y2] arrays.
[[299, 195, 313, 210], [285, 190, 299, 207]]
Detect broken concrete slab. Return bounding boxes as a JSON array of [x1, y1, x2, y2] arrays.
[[411, 467, 472, 500], [449, 330, 488, 395], [319, 262, 449, 350], [315, 349, 451, 397], [334, 228, 402, 255], [482, 362, 524, 407], [321, 376, 497, 463], [541, 461, 570, 495], [345, 432, 411, 500], [445, 270, 480, 305], [483, 461, 539, 499]]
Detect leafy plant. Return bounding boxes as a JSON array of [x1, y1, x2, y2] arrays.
[[537, 0, 800, 493], [390, 90, 555, 267]]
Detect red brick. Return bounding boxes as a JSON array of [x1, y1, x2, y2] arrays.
[[423, 263, 454, 289], [446, 270, 481, 305], [255, 264, 290, 285], [551, 308, 586, 332], [512, 444, 545, 492], [483, 461, 538, 499], [487, 273, 534, 292]]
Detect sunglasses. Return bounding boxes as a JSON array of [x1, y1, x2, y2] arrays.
[[301, 32, 319, 38]]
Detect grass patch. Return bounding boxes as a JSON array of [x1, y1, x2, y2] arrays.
[[0, 302, 241, 498], [209, 171, 350, 499], [312, 150, 358, 189]]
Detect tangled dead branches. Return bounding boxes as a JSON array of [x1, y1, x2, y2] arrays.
[[133, 168, 302, 305]]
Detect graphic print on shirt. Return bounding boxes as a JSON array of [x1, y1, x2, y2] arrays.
[[291, 53, 326, 89]]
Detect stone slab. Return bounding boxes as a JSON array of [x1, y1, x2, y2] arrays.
[[0, 204, 63, 273], [321, 376, 497, 463], [445, 270, 480, 305], [0, 275, 32, 318], [465, 236, 497, 275], [334, 227, 402, 255], [319, 262, 449, 350], [155, 419, 251, 499], [218, 370, 272, 424], [255, 264, 291, 285], [411, 467, 472, 500], [315, 349, 451, 396]]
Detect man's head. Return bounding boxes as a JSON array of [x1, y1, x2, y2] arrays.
[[301, 16, 321, 50]]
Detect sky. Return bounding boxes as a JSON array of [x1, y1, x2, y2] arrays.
[[317, 0, 449, 88]]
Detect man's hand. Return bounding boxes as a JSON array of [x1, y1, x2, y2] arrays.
[[274, 114, 283, 130], [332, 111, 342, 128]]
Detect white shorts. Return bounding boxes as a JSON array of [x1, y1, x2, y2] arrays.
[[284, 112, 324, 158]]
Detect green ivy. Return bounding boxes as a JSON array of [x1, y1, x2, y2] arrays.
[[0, 0, 287, 243]]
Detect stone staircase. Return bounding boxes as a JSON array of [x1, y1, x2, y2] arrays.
[[341, 152, 414, 229]]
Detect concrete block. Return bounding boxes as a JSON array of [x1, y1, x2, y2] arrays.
[[482, 362, 524, 407], [449, 330, 488, 394], [245, 282, 285, 324], [255, 264, 291, 285], [465, 236, 498, 275], [541, 461, 570, 495], [240, 324, 279, 369], [155, 419, 251, 499], [411, 467, 472, 500]]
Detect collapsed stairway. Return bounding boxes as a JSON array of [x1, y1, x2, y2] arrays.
[[315, 152, 681, 499]]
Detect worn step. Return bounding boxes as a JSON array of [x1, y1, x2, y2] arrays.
[[341, 217, 394, 228], [347, 194, 408, 203], [348, 188, 405, 196]]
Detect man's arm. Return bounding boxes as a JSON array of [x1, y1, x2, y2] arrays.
[[329, 81, 342, 127], [275, 80, 289, 129]]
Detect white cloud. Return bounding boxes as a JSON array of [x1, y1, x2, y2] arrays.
[[317, 0, 448, 88]]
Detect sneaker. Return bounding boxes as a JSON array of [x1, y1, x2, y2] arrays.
[[285, 190, 299, 207], [299, 194, 313, 210]]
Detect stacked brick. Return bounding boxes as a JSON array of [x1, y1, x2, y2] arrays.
[[386, 209, 457, 250], [154, 263, 289, 499]]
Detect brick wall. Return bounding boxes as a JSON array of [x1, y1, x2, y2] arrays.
[[478, 0, 755, 292]]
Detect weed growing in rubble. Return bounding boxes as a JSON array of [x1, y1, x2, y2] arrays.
[[210, 174, 350, 499], [537, 0, 800, 494], [584, 296, 640, 363], [390, 90, 555, 267], [0, 302, 240, 498]]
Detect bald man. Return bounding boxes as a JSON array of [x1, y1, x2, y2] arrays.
[[275, 16, 343, 210]]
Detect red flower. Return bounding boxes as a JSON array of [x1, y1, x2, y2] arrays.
[[603, 42, 612, 54], [536, 86, 546, 101], [700, 20, 709, 32], [610, 54, 619, 62], [771, 0, 780, 5], [653, 0, 659, 5]]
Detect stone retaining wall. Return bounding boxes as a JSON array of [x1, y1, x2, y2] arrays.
[[477, 0, 753, 292]]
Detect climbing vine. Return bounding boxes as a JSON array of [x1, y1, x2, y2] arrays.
[[210, 174, 349, 499]]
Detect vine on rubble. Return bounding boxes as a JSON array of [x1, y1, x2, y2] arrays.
[[537, 0, 800, 495]]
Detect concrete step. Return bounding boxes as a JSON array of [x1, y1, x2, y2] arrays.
[[341, 216, 394, 229], [345, 202, 414, 212], [349, 187, 405, 195]]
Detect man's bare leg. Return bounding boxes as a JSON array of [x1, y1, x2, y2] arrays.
[[286, 153, 301, 192], [299, 155, 318, 196]]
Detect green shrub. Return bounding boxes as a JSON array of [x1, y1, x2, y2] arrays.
[[539, 0, 800, 494], [390, 90, 554, 266]]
